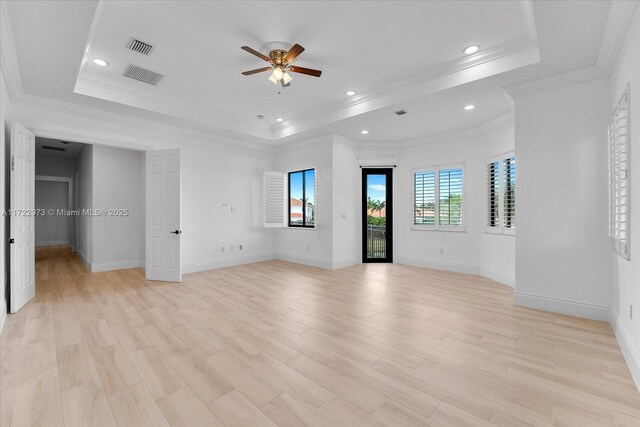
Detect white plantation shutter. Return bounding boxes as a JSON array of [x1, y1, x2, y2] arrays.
[[503, 155, 516, 232], [263, 171, 286, 228], [414, 171, 436, 225], [439, 168, 463, 227], [609, 84, 630, 259], [486, 160, 499, 229]]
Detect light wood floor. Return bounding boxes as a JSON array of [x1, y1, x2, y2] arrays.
[[1, 247, 639, 427]]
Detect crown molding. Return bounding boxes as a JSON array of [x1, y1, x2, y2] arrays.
[[11, 92, 273, 153], [0, 0, 24, 102], [274, 34, 539, 140], [502, 64, 607, 99], [596, 0, 639, 76], [74, 75, 273, 141], [401, 110, 514, 148]]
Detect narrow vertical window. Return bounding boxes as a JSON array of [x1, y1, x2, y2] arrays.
[[288, 168, 316, 228]]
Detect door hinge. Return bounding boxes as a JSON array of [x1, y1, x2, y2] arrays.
[[11, 155, 14, 171]]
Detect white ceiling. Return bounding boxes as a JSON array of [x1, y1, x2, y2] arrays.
[[4, 0, 613, 145]]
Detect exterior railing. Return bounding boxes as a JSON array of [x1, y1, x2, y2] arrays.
[[366, 225, 386, 258]]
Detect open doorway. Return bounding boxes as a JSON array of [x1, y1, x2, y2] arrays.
[[362, 168, 393, 263]]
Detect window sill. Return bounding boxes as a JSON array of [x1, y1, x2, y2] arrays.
[[285, 226, 316, 230], [411, 226, 466, 233]]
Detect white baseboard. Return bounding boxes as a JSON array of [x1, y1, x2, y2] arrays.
[[77, 250, 91, 271], [396, 256, 516, 287], [276, 253, 334, 270], [479, 266, 515, 288], [332, 257, 359, 270], [182, 253, 276, 274], [35, 240, 69, 247], [397, 256, 479, 275], [91, 259, 143, 273], [514, 291, 610, 321], [610, 310, 640, 392], [0, 301, 6, 335]]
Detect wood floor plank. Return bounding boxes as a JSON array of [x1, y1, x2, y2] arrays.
[[157, 387, 223, 427], [107, 383, 170, 427], [60, 382, 117, 427], [208, 390, 277, 426], [11, 376, 64, 427], [128, 347, 186, 399], [2, 247, 639, 427]]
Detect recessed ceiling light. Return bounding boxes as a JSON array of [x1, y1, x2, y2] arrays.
[[275, 117, 284, 122], [346, 90, 356, 96], [464, 104, 476, 111], [361, 130, 369, 135], [463, 45, 479, 55], [92, 58, 109, 67]]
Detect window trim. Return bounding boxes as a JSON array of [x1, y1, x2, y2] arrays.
[[484, 151, 516, 236], [287, 168, 316, 228], [412, 164, 465, 232]]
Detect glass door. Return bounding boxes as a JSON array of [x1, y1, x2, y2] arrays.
[[362, 168, 393, 263]]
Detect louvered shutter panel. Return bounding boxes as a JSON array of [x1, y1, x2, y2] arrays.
[[503, 156, 516, 230], [612, 87, 630, 259], [486, 161, 499, 228], [439, 168, 463, 226], [263, 171, 285, 228], [414, 171, 435, 225]]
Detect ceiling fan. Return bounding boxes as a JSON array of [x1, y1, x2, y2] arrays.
[[241, 43, 322, 87]]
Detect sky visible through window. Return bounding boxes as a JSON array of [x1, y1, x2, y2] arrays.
[[367, 175, 386, 202]]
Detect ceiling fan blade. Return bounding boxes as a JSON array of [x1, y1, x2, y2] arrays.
[[289, 66, 322, 77], [283, 43, 305, 63], [241, 46, 271, 62], [241, 67, 272, 76]]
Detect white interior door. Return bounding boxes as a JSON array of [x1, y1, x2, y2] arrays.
[[10, 122, 35, 313], [146, 149, 181, 282]]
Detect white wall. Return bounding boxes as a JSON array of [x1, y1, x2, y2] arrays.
[[395, 119, 516, 286], [35, 152, 76, 177], [274, 135, 334, 268], [76, 144, 93, 267], [35, 180, 69, 246], [610, 6, 640, 390], [9, 101, 276, 274], [512, 78, 611, 321], [0, 68, 9, 332], [91, 144, 144, 272], [332, 136, 360, 268]]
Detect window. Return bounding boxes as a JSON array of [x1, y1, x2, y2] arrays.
[[288, 168, 316, 227], [413, 165, 464, 230], [609, 84, 630, 259], [485, 152, 516, 235]]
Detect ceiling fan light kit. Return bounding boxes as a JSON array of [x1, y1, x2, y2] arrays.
[[241, 43, 322, 87]]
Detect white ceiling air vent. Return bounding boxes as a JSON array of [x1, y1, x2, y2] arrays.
[[122, 64, 164, 85], [127, 38, 153, 55]]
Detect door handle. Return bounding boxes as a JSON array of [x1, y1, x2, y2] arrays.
[[8, 238, 14, 244], [170, 230, 182, 235]]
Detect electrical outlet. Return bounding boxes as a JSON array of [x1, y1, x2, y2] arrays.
[[630, 304, 634, 320], [239, 244, 243, 250], [220, 246, 224, 252], [306, 244, 310, 251], [230, 245, 235, 252], [440, 248, 444, 255]]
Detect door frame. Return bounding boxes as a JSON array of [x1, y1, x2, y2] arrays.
[[361, 167, 393, 263]]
